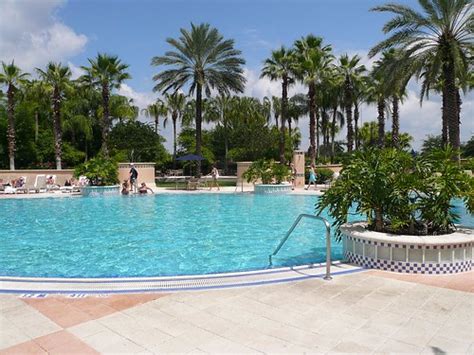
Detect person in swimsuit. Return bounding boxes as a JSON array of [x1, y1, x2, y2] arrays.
[[138, 182, 154, 194], [209, 166, 220, 191], [129, 163, 138, 193], [305, 164, 317, 190], [121, 180, 129, 195]]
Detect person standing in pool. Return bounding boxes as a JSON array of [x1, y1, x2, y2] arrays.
[[305, 164, 317, 190], [129, 163, 138, 193], [290, 163, 297, 190]]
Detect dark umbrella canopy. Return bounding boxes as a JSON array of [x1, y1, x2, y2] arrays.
[[176, 154, 205, 161]]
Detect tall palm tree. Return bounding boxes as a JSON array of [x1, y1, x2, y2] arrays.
[[207, 94, 233, 173], [294, 35, 333, 164], [325, 70, 345, 161], [80, 53, 131, 156], [366, 69, 389, 148], [141, 100, 167, 134], [152, 23, 245, 175], [337, 54, 366, 152], [261, 46, 296, 164], [287, 94, 308, 144], [370, 0, 473, 156], [37, 62, 72, 170], [0, 61, 29, 170], [163, 92, 187, 167], [25, 80, 49, 143], [374, 49, 410, 148]]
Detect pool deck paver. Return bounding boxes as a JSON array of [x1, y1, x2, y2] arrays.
[[1, 269, 473, 354]]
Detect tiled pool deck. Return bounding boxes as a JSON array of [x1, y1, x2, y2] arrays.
[[1, 268, 472, 354]]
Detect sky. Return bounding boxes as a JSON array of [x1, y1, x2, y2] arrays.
[[1, 0, 472, 151]]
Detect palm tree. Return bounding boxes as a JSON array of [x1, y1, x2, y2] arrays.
[[207, 94, 233, 173], [152, 23, 245, 175], [374, 49, 410, 148], [287, 94, 308, 144], [325, 71, 345, 161], [261, 46, 296, 164], [337, 54, 366, 152], [80, 53, 131, 156], [294, 35, 333, 164], [141, 100, 167, 134], [25, 80, 49, 143], [0, 61, 29, 170], [163, 92, 187, 167], [370, 0, 473, 156], [37, 62, 72, 170]]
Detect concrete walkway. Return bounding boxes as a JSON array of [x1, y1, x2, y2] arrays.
[[1, 270, 472, 354]]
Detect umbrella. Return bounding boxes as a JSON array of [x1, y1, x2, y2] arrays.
[[176, 154, 205, 161]]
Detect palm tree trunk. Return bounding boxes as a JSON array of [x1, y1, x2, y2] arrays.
[[354, 103, 359, 150], [223, 114, 229, 175], [280, 77, 288, 164], [172, 115, 177, 169], [7, 84, 16, 170], [308, 83, 316, 165], [344, 80, 353, 152], [196, 83, 203, 175], [331, 105, 337, 163], [443, 57, 460, 159], [53, 87, 62, 170], [377, 98, 385, 148], [34, 111, 39, 143], [374, 207, 383, 232], [392, 95, 400, 149], [287, 118, 292, 142], [101, 84, 110, 157], [316, 109, 320, 160], [274, 115, 279, 130], [155, 113, 159, 134], [441, 86, 448, 147]]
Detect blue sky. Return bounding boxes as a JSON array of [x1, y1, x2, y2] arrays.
[[0, 0, 472, 150], [58, 0, 418, 92]]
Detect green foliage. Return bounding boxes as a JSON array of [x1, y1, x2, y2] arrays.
[[314, 168, 334, 184], [74, 156, 118, 186], [243, 159, 290, 184], [108, 121, 169, 168], [316, 147, 473, 238], [421, 135, 443, 155], [62, 142, 85, 167], [462, 136, 474, 158]]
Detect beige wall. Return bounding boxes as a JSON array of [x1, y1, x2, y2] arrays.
[[118, 162, 156, 187], [315, 164, 343, 174], [0, 169, 74, 186], [292, 151, 305, 187]]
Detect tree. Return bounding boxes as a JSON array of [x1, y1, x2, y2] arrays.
[[0, 61, 29, 170], [294, 35, 333, 164], [367, 66, 389, 148], [37, 62, 73, 170], [370, 0, 473, 157], [261, 47, 296, 164], [207, 94, 233, 173], [141, 100, 167, 134], [337, 55, 366, 152], [152, 23, 245, 175], [81, 53, 131, 157], [163, 92, 187, 167]]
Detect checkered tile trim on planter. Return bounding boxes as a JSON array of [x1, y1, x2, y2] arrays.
[[344, 251, 472, 274], [345, 235, 472, 250]]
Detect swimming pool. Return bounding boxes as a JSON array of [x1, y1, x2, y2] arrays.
[[1, 194, 473, 278]]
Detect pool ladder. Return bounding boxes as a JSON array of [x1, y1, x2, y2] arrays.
[[269, 214, 332, 281]]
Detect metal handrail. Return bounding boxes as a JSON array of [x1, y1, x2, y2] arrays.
[[269, 213, 332, 280]]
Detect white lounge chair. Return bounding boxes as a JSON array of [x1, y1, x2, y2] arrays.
[[34, 175, 47, 193]]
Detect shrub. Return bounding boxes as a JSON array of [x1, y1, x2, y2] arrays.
[[243, 159, 290, 184], [315, 168, 334, 184], [316, 147, 473, 238], [74, 156, 119, 186]]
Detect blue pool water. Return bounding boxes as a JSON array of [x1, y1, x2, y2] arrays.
[[1, 194, 472, 278]]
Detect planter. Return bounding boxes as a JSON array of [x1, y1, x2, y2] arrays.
[[341, 222, 473, 274], [81, 185, 120, 197], [254, 184, 292, 194]]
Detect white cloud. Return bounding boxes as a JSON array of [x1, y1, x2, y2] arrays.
[[67, 61, 85, 80], [0, 0, 87, 71]]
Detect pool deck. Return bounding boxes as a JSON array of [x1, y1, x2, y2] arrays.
[[1, 268, 472, 354]]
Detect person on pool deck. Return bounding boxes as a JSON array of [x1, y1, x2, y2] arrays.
[[139, 182, 154, 194], [129, 163, 138, 193], [305, 164, 317, 190], [208, 165, 220, 191]]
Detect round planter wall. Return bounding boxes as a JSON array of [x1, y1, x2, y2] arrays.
[[81, 185, 120, 197], [254, 184, 292, 194], [340, 222, 473, 274]]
